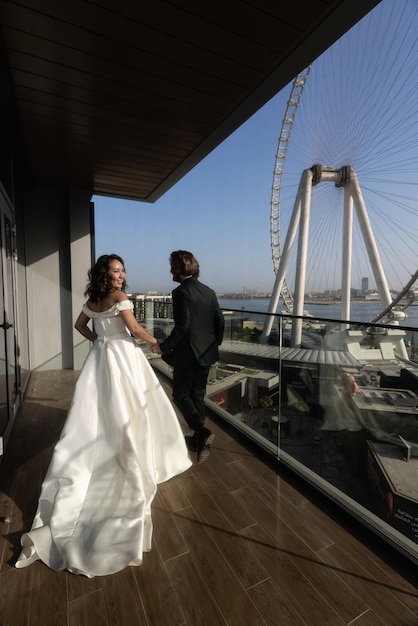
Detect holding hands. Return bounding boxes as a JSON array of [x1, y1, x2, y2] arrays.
[[150, 342, 162, 355]]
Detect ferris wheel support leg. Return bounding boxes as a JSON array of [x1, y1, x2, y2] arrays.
[[341, 187, 353, 327], [261, 179, 304, 342], [291, 169, 312, 347], [349, 173, 392, 308], [349, 173, 408, 359]]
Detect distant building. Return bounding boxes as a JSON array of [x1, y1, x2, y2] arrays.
[[362, 277, 369, 293], [365, 291, 380, 301], [130, 294, 173, 322]]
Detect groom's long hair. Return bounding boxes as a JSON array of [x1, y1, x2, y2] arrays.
[[170, 250, 200, 278]]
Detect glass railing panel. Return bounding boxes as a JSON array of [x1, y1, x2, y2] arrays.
[[140, 303, 418, 560], [276, 314, 418, 556], [207, 309, 281, 453]]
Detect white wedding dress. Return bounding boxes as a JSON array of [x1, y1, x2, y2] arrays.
[[15, 300, 192, 577]]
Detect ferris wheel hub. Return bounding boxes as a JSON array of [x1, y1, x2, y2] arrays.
[[311, 164, 352, 186]]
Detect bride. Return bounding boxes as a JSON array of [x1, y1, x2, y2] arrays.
[[15, 254, 192, 577]]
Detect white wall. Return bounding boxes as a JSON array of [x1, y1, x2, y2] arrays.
[[21, 187, 92, 370], [69, 189, 94, 370]]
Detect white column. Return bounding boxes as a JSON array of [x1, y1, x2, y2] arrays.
[[341, 185, 353, 325], [349, 173, 392, 308], [291, 169, 312, 346], [261, 172, 305, 341], [349, 171, 408, 359]]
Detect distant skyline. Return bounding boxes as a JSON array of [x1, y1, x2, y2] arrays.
[[93, 0, 418, 300]]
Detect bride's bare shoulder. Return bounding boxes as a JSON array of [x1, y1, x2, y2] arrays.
[[112, 291, 128, 302], [85, 296, 122, 313], [84, 299, 99, 312]]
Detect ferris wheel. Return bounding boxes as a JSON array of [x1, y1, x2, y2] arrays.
[[270, 65, 311, 314], [265, 0, 418, 331]]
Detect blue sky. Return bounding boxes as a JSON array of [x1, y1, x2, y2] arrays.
[[93, 0, 418, 298]]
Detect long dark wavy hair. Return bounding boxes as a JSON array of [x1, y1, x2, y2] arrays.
[[84, 254, 127, 303]]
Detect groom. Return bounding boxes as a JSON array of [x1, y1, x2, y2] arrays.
[[151, 250, 224, 463]]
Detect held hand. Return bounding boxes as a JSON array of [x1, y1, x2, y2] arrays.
[[150, 342, 162, 355]]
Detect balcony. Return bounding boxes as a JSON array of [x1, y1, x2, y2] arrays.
[[1, 310, 418, 624]]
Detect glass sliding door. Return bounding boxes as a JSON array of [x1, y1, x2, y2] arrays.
[[0, 187, 20, 456]]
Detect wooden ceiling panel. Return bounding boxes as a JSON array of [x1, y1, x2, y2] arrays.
[[14, 84, 209, 148], [0, 0, 381, 201]]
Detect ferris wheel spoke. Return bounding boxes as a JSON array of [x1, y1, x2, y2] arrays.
[[267, 0, 418, 329]]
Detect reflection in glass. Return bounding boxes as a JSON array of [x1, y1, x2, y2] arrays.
[[139, 301, 418, 558]]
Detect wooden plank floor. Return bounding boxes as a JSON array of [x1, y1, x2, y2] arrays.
[[0, 369, 417, 626]]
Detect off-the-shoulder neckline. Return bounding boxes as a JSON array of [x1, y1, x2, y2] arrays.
[[84, 301, 131, 314]]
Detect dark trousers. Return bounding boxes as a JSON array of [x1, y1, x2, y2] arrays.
[[172, 348, 210, 431]]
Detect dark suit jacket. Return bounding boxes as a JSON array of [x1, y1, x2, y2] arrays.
[[159, 277, 224, 367]]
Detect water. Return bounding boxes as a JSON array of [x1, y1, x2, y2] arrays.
[[218, 298, 418, 330]]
